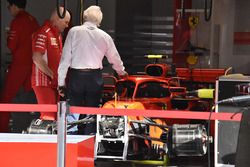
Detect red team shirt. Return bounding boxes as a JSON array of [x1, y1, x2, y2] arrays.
[[7, 11, 39, 67], [31, 20, 62, 88]]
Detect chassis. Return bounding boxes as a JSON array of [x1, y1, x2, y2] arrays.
[[95, 64, 216, 161]]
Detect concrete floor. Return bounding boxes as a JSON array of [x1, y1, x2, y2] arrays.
[[95, 148, 214, 167], [95, 157, 212, 167]]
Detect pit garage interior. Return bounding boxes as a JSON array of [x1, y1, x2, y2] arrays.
[[1, 0, 250, 167]]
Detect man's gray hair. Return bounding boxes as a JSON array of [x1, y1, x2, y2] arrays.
[[83, 5, 103, 27]]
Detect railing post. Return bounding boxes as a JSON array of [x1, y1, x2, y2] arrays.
[[57, 101, 68, 167]]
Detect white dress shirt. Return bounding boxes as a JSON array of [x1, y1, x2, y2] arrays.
[[58, 21, 126, 86]]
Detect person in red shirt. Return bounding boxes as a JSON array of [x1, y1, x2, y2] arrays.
[[0, 0, 39, 132], [31, 8, 70, 120]]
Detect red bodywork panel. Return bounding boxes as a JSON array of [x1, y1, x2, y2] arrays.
[[176, 68, 226, 83], [0, 134, 94, 167]]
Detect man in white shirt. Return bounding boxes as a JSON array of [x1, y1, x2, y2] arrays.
[[58, 5, 127, 135]]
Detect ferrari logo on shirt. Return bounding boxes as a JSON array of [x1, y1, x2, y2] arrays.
[[50, 37, 58, 46], [188, 16, 199, 29]]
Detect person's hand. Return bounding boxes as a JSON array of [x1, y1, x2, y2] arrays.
[[58, 86, 67, 98], [119, 71, 128, 79]]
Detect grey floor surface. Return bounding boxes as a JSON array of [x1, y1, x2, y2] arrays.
[[95, 152, 214, 167]]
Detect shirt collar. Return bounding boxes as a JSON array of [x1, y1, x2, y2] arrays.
[[83, 21, 97, 28], [16, 10, 27, 18], [44, 20, 60, 36]]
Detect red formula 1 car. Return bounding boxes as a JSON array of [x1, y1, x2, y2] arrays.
[[95, 64, 216, 162]]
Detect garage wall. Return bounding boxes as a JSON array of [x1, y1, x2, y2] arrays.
[[232, 0, 250, 74], [212, 0, 250, 74], [212, 0, 235, 71]]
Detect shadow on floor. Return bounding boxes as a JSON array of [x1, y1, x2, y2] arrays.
[[95, 149, 214, 167]]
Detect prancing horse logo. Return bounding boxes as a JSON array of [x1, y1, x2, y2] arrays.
[[124, 105, 128, 109], [188, 16, 199, 29]]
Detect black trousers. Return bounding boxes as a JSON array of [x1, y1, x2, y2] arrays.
[[67, 68, 103, 135]]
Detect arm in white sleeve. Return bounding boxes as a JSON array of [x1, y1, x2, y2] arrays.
[[105, 37, 126, 75], [58, 30, 73, 86]]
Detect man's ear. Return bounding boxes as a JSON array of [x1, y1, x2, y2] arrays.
[[12, 4, 18, 10]]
